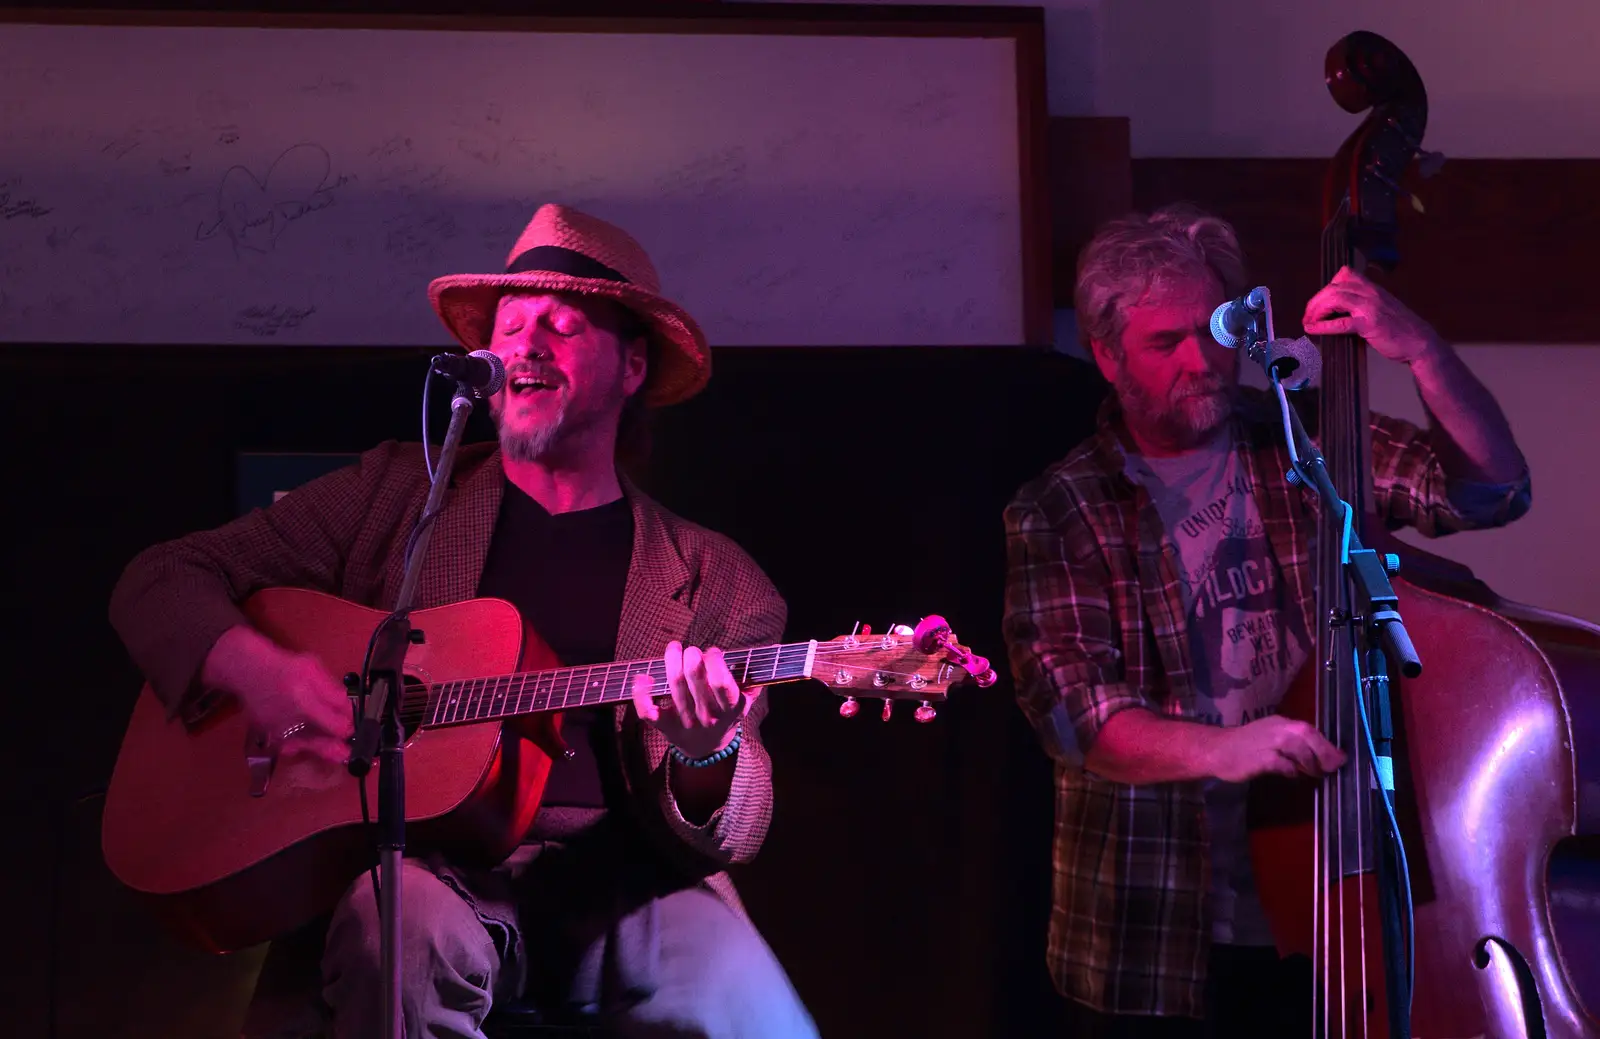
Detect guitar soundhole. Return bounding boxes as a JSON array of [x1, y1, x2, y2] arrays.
[[399, 675, 433, 738], [359, 674, 431, 743], [342, 676, 431, 742]]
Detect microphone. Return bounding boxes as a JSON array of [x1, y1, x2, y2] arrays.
[[431, 350, 506, 395], [1209, 287, 1268, 349], [1209, 287, 1321, 390]]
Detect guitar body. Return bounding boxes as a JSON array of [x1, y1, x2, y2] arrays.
[[100, 586, 992, 956], [101, 587, 561, 953], [1250, 562, 1600, 1038]]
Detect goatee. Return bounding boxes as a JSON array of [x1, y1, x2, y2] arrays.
[[497, 401, 567, 463]]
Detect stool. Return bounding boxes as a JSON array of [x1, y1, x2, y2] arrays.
[[483, 997, 610, 1037]]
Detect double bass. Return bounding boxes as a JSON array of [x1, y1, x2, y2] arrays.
[[1246, 31, 1600, 1039]]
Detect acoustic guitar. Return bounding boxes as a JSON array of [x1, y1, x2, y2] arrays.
[[101, 586, 995, 954]]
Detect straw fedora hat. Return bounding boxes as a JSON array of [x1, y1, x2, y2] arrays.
[[428, 204, 710, 407]]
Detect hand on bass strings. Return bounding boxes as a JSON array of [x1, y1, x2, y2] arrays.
[[1302, 265, 1444, 365], [630, 640, 750, 761], [201, 624, 355, 766], [1211, 713, 1347, 784]]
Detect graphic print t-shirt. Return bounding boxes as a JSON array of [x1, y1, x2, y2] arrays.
[[1126, 429, 1311, 946]]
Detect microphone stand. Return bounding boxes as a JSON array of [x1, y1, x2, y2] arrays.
[[346, 378, 482, 1039], [1247, 298, 1419, 1037]]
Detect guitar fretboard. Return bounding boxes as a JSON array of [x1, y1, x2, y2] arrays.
[[424, 641, 817, 727]]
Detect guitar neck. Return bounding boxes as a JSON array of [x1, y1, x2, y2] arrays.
[[422, 640, 819, 728]]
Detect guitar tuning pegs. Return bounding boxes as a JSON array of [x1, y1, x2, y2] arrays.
[[881, 699, 893, 722], [889, 623, 914, 636], [839, 696, 859, 719], [914, 701, 937, 723]]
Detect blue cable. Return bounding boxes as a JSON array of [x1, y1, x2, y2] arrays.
[[1351, 643, 1416, 1017], [1271, 371, 1417, 1016]]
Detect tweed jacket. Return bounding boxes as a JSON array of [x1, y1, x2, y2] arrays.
[[108, 439, 787, 910]]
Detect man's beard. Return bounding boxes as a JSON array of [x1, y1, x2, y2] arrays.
[[1116, 369, 1235, 449], [497, 397, 569, 463]]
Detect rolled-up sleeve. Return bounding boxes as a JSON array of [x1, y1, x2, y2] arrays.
[[1002, 498, 1152, 765], [1370, 413, 1532, 537]]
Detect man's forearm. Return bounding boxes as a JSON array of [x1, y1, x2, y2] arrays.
[[1084, 707, 1229, 784], [1409, 340, 1526, 484]]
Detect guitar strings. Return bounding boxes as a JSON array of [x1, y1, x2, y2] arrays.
[[417, 642, 956, 725]]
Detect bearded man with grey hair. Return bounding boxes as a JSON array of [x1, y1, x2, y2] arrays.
[[1001, 203, 1531, 1037]]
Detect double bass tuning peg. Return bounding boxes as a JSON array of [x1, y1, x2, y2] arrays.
[[1415, 148, 1446, 179], [1365, 163, 1429, 215]]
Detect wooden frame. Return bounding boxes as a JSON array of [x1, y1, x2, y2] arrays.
[[0, 2, 1053, 346]]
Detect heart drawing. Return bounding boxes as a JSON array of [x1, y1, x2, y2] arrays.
[[196, 142, 352, 255]]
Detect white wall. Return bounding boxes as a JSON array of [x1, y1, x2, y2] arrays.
[[761, 0, 1600, 624], [1367, 346, 1600, 624]]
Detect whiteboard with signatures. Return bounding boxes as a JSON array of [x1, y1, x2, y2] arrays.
[[0, 18, 1035, 347]]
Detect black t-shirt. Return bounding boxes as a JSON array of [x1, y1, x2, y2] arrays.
[[474, 478, 634, 809]]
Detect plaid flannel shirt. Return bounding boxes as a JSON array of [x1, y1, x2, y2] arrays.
[[1001, 387, 1530, 1018]]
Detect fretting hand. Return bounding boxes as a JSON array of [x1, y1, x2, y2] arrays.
[[630, 641, 750, 761], [1303, 265, 1444, 365]]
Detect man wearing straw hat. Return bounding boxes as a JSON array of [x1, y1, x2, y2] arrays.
[[109, 204, 819, 1038]]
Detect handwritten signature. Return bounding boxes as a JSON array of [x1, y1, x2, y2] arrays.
[[234, 303, 318, 337], [301, 75, 356, 96], [196, 143, 355, 255], [0, 181, 52, 220]]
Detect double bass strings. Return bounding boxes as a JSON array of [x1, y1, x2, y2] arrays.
[[1350, 640, 1416, 1019], [1270, 364, 1418, 1026]]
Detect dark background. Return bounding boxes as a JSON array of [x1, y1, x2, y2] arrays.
[[0, 341, 1109, 1038]]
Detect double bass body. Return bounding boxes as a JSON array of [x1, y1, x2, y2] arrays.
[[1254, 544, 1600, 1038]]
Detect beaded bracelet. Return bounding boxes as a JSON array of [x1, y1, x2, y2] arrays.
[[671, 724, 743, 768]]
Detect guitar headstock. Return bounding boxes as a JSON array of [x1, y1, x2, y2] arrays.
[[811, 614, 996, 723], [1323, 30, 1434, 272]]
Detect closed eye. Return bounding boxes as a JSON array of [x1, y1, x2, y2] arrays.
[[542, 309, 586, 337]]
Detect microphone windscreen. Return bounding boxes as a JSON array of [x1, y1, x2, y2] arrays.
[[1262, 336, 1321, 390]]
